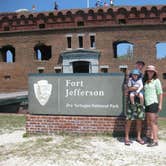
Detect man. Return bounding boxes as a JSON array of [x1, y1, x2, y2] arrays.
[[129, 61, 145, 78], [124, 61, 145, 145]]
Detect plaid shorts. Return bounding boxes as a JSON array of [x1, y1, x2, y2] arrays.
[[126, 103, 145, 120]]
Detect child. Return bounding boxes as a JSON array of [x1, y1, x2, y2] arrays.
[[128, 69, 144, 107]]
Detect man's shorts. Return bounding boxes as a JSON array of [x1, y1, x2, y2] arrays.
[[126, 103, 145, 120]]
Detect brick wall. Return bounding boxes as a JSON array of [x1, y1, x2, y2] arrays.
[[0, 5, 166, 92], [26, 114, 127, 134]]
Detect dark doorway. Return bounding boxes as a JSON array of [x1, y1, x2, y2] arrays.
[[73, 61, 89, 73]]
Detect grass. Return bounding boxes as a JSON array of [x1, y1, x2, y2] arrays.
[[158, 118, 166, 129], [158, 118, 166, 140], [0, 114, 25, 134]]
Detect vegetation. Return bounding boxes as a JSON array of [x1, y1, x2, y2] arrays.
[[158, 118, 166, 129], [0, 114, 25, 134]]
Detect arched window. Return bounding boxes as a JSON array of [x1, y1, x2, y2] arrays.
[[156, 42, 166, 59], [113, 41, 134, 59], [6, 50, 14, 63], [34, 43, 52, 61], [0, 45, 15, 63], [37, 49, 42, 60]]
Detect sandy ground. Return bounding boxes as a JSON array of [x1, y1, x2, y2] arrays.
[[0, 129, 166, 166]]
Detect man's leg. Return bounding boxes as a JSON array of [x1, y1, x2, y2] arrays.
[[125, 120, 132, 145], [136, 119, 144, 144]]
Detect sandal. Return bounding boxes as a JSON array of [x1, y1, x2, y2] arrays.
[[124, 140, 131, 146], [147, 142, 158, 147], [136, 139, 145, 145], [146, 137, 153, 144]]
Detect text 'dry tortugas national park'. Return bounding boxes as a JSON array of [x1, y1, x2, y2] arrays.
[[0, 4, 166, 134]]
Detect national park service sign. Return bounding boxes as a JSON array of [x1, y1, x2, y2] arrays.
[[29, 73, 125, 116], [34, 80, 52, 106]]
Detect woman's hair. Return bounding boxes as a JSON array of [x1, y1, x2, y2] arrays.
[[143, 71, 158, 84]]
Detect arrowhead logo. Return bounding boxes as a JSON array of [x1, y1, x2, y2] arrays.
[[34, 80, 52, 106]]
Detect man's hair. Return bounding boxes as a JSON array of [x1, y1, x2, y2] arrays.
[[136, 61, 145, 66]]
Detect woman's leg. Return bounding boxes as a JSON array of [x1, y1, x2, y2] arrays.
[[149, 113, 158, 143], [146, 113, 153, 139], [147, 113, 159, 146]]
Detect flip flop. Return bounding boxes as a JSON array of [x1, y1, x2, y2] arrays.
[[136, 139, 145, 145], [124, 140, 131, 146]]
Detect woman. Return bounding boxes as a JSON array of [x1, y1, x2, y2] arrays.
[[143, 65, 163, 147]]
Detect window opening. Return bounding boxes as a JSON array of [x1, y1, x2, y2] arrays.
[[37, 49, 42, 60], [6, 50, 14, 63], [77, 21, 84, 26], [4, 75, 11, 80], [67, 36, 72, 49], [100, 65, 109, 73], [73, 61, 89, 73], [54, 66, 62, 73], [90, 35, 95, 48], [34, 44, 52, 61], [78, 36, 83, 48], [113, 41, 134, 59], [118, 19, 126, 24], [4, 26, 10, 31], [0, 46, 15, 63], [162, 18, 166, 23], [37, 67, 45, 73], [163, 73, 166, 79], [119, 65, 128, 73], [156, 42, 166, 59], [39, 24, 45, 29]]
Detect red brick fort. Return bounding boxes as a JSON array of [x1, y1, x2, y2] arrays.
[[0, 5, 166, 92]]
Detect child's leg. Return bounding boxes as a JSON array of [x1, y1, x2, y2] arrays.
[[138, 93, 144, 106], [130, 93, 135, 104]]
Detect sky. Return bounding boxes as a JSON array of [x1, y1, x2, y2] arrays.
[[0, 0, 166, 13]]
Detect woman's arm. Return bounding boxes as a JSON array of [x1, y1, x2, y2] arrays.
[[158, 93, 163, 112], [155, 79, 163, 112]]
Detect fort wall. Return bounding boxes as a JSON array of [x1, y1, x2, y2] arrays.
[[0, 5, 166, 92]]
